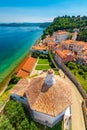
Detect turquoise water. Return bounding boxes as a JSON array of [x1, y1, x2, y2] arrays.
[[0, 26, 43, 82]]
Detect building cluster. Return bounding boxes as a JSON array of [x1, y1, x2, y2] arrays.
[[10, 30, 87, 128], [32, 30, 87, 66]]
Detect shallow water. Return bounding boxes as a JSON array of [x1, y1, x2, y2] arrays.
[[0, 26, 43, 82]]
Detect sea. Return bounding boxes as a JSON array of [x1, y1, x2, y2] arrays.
[[0, 26, 43, 82]]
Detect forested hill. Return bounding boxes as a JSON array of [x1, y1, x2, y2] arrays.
[[42, 15, 87, 39]]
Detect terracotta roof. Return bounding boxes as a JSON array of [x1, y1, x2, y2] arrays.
[[11, 78, 30, 96], [32, 45, 47, 50], [46, 37, 55, 41], [61, 40, 86, 46], [22, 57, 36, 73], [16, 70, 29, 78], [83, 45, 87, 50], [15, 57, 29, 73], [47, 42, 55, 46], [55, 50, 73, 59], [54, 31, 69, 35], [25, 76, 72, 117]]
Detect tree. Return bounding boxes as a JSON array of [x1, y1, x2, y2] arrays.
[[78, 69, 84, 75], [0, 115, 14, 130], [29, 122, 38, 130], [41, 15, 87, 39], [77, 29, 87, 42], [8, 74, 21, 85], [4, 100, 29, 130], [66, 62, 76, 70]]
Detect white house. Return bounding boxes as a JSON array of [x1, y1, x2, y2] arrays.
[[53, 31, 69, 43], [25, 70, 72, 127], [10, 70, 72, 127]]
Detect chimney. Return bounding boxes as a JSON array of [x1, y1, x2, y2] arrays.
[[44, 69, 55, 86]]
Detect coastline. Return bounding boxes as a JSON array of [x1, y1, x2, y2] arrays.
[[0, 38, 41, 94]]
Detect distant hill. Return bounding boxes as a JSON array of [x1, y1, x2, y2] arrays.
[[0, 22, 51, 28]]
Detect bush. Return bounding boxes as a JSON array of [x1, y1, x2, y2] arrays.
[[66, 62, 76, 70], [5, 84, 14, 92], [39, 54, 48, 59], [81, 66, 87, 72], [82, 75, 86, 79], [32, 52, 39, 58], [78, 69, 84, 75], [8, 74, 21, 85]]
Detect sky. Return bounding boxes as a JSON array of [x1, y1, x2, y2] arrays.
[[0, 0, 87, 23]]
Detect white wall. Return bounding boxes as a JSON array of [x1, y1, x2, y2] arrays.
[[33, 109, 67, 126], [54, 33, 69, 43], [53, 109, 66, 123]]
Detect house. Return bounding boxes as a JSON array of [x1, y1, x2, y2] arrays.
[[47, 42, 56, 51], [61, 40, 85, 55], [10, 69, 72, 127], [54, 49, 75, 65], [25, 70, 72, 127], [53, 31, 69, 43], [45, 37, 55, 43], [31, 45, 48, 55], [16, 56, 36, 78]]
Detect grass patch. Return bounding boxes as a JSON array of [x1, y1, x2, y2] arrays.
[[38, 58, 49, 64], [0, 91, 10, 108], [28, 74, 38, 79], [54, 70, 59, 75], [36, 65, 51, 70], [66, 62, 87, 93], [71, 70, 87, 92]]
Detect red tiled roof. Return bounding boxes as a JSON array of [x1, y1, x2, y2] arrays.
[[11, 78, 30, 96], [25, 76, 72, 117], [22, 57, 36, 73], [61, 40, 86, 46], [47, 42, 55, 45], [55, 50, 73, 59], [32, 45, 47, 50], [15, 57, 29, 73], [46, 37, 55, 41], [16, 70, 29, 78], [54, 31, 69, 35]]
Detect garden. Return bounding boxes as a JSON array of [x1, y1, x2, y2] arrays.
[[34, 51, 55, 70]]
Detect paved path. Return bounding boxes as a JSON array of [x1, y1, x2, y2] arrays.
[[59, 69, 85, 130]]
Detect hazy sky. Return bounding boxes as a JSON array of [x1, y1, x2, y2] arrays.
[[0, 0, 87, 23]]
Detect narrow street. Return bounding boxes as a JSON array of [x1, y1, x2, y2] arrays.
[[59, 69, 85, 130]]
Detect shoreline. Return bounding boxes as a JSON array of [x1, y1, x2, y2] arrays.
[[0, 38, 40, 94]]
